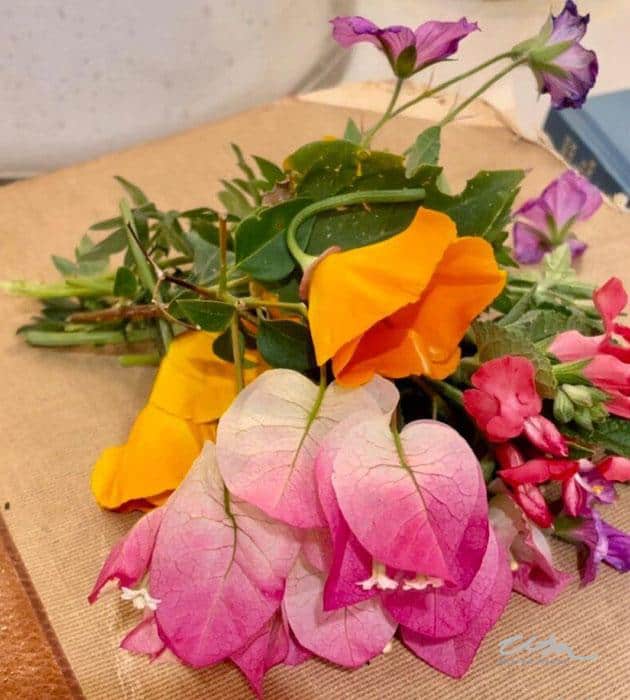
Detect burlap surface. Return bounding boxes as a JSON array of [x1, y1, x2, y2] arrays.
[[1, 87, 629, 699]]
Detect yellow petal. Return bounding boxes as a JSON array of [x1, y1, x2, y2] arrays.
[[90, 403, 216, 510], [308, 208, 457, 366], [150, 331, 263, 422]]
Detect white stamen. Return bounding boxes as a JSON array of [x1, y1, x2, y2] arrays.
[[402, 574, 443, 591], [358, 561, 398, 591], [509, 556, 519, 572], [382, 641, 393, 654], [120, 586, 161, 611]]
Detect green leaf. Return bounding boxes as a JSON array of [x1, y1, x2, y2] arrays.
[[79, 228, 127, 261], [52, 256, 78, 277], [424, 170, 525, 241], [472, 320, 557, 398], [343, 118, 362, 144], [285, 140, 361, 199], [114, 176, 150, 206], [508, 309, 593, 346], [113, 266, 138, 297], [155, 211, 193, 257], [257, 319, 315, 371], [542, 244, 573, 283], [234, 198, 312, 281], [253, 156, 284, 185], [177, 299, 235, 332], [562, 417, 630, 458], [305, 202, 418, 255], [211, 327, 257, 367], [405, 126, 441, 177], [218, 180, 253, 219], [187, 232, 224, 284]]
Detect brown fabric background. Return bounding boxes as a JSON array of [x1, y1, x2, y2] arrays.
[[1, 90, 629, 699]]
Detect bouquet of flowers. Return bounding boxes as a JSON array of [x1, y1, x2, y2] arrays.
[[5, 3, 629, 696]]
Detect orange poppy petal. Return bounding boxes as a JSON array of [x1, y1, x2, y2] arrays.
[[90, 403, 216, 510], [308, 207, 457, 365], [411, 236, 506, 373]]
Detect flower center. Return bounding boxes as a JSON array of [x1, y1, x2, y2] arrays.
[[120, 586, 161, 611], [358, 560, 398, 591]]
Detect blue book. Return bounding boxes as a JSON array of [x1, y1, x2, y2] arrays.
[[544, 89, 630, 197]]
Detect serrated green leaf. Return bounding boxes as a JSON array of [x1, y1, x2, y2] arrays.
[[424, 170, 525, 241], [114, 176, 150, 206], [472, 320, 557, 398], [177, 299, 235, 332], [562, 417, 630, 457], [257, 319, 315, 371], [508, 309, 593, 346], [405, 126, 441, 176], [113, 266, 138, 297], [234, 198, 312, 281], [343, 118, 362, 144]]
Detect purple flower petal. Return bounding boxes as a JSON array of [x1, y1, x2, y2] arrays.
[[413, 19, 479, 70], [541, 170, 602, 226], [330, 16, 381, 48], [512, 222, 549, 264]]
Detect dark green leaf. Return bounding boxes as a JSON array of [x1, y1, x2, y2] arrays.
[[424, 170, 525, 241], [472, 320, 557, 398], [562, 418, 630, 458], [177, 299, 235, 332], [211, 327, 257, 367], [113, 266, 138, 297], [343, 118, 362, 144], [234, 198, 312, 281], [405, 126, 441, 176], [257, 319, 315, 371], [285, 140, 361, 198]]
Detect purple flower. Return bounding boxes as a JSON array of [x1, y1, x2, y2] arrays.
[[330, 16, 478, 78], [526, 1, 598, 109], [512, 170, 602, 264], [558, 512, 630, 584], [562, 459, 617, 517]]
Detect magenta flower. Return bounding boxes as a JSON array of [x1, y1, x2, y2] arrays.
[[559, 512, 630, 584], [512, 170, 602, 264], [550, 277, 630, 418], [330, 16, 478, 78], [490, 494, 572, 604], [523, 1, 598, 109], [463, 356, 568, 456]]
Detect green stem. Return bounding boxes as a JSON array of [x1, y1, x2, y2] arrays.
[[361, 77, 404, 147], [121, 199, 173, 354], [156, 255, 192, 269], [119, 352, 161, 367], [238, 297, 308, 317], [218, 217, 229, 297], [286, 188, 426, 271], [424, 378, 464, 406], [230, 313, 244, 392], [389, 52, 516, 119], [0, 278, 115, 299], [21, 327, 156, 347], [438, 58, 527, 127]]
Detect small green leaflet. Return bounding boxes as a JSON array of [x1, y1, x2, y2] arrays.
[[343, 118, 362, 144], [405, 126, 441, 177], [113, 267, 138, 298], [114, 176, 150, 206], [472, 320, 557, 398], [177, 299, 235, 332]]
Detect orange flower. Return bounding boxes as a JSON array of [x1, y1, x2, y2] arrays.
[[90, 331, 263, 511], [307, 207, 506, 386]]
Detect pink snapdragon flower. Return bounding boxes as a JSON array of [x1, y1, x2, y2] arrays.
[[331, 16, 478, 78], [550, 277, 630, 418], [463, 355, 568, 456], [512, 170, 601, 264]]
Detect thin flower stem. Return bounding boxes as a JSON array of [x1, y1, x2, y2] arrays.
[[423, 378, 464, 406], [286, 188, 426, 271], [68, 304, 160, 324], [438, 58, 527, 127], [21, 327, 156, 347], [218, 216, 229, 297], [238, 297, 308, 318], [389, 52, 516, 119], [230, 313, 244, 392], [361, 77, 404, 147], [156, 255, 192, 269]]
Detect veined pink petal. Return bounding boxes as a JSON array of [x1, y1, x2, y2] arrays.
[[151, 443, 301, 667], [549, 330, 604, 362], [283, 549, 397, 668], [332, 418, 486, 586], [216, 369, 388, 528], [522, 415, 568, 457], [594, 277, 627, 333], [513, 484, 553, 528], [499, 458, 578, 486], [230, 614, 289, 698], [88, 507, 164, 603], [121, 614, 166, 659], [315, 413, 380, 610], [401, 528, 512, 678]]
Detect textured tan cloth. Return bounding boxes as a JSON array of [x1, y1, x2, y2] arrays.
[[1, 87, 629, 699]]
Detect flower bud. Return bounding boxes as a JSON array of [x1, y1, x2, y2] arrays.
[[553, 388, 575, 423], [563, 383, 594, 407], [573, 406, 593, 432]]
